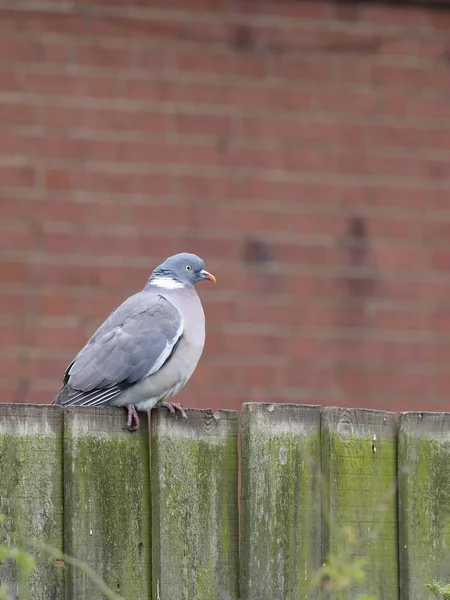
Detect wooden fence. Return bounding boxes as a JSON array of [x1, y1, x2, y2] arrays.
[[0, 402, 449, 599]]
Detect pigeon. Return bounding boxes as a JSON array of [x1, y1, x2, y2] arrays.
[[52, 253, 216, 431]]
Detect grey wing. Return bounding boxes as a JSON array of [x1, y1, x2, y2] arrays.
[[53, 293, 184, 407]]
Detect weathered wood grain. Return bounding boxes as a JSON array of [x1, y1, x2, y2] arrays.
[[63, 407, 150, 600], [240, 402, 322, 600], [151, 408, 239, 600], [321, 407, 398, 600], [0, 404, 64, 600], [398, 411, 450, 600]]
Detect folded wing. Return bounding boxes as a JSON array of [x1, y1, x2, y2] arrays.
[[53, 293, 183, 407]]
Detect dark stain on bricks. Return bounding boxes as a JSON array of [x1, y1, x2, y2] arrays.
[[234, 25, 254, 51], [342, 216, 376, 298], [242, 237, 271, 265], [324, 36, 382, 55]]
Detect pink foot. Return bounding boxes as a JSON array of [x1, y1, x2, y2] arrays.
[[125, 405, 140, 431], [160, 401, 187, 419]]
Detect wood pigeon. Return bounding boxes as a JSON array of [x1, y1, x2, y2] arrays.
[[52, 253, 216, 430]]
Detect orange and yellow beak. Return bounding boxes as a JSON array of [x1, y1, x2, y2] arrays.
[[200, 269, 216, 283]]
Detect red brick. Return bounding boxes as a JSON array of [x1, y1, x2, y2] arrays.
[[360, 4, 429, 27], [0, 291, 29, 316], [368, 125, 429, 149], [28, 198, 90, 223], [40, 291, 72, 316], [0, 261, 27, 283], [322, 89, 377, 115], [0, 356, 21, 379], [20, 11, 88, 35], [22, 388, 57, 405], [0, 166, 35, 188], [45, 169, 71, 190], [0, 68, 20, 91], [40, 105, 170, 135], [202, 299, 237, 322], [126, 202, 189, 229], [225, 331, 283, 356], [0, 1, 447, 417], [76, 43, 134, 68], [369, 308, 429, 331], [227, 82, 311, 111], [233, 53, 268, 79], [283, 362, 332, 391], [120, 140, 184, 164], [177, 175, 235, 201], [370, 65, 425, 88], [0, 37, 69, 64], [28, 356, 69, 380], [175, 113, 232, 136], [70, 171, 173, 195], [174, 236, 241, 261], [30, 323, 87, 349], [177, 49, 232, 76], [0, 102, 37, 126], [0, 225, 36, 252], [431, 129, 450, 151], [239, 300, 295, 327], [71, 291, 124, 319], [378, 90, 408, 117], [273, 56, 329, 81], [0, 324, 22, 348], [409, 94, 450, 120], [22, 72, 119, 98], [241, 363, 285, 388]]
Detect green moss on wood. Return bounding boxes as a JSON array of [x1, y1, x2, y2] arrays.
[[399, 413, 450, 600], [240, 403, 322, 600], [322, 408, 398, 599], [64, 408, 150, 600], [151, 409, 239, 600], [0, 405, 64, 600]]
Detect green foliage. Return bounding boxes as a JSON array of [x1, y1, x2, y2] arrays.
[[0, 513, 123, 600], [427, 580, 450, 599], [314, 526, 376, 600], [0, 513, 35, 600]]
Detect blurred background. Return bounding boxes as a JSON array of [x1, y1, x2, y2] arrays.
[[0, 0, 449, 413]]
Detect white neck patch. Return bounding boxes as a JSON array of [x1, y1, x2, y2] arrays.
[[150, 276, 185, 290]]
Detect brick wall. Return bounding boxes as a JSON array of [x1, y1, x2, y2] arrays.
[[1, 0, 450, 413]]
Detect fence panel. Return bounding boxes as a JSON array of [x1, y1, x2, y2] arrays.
[[151, 408, 239, 600], [321, 407, 398, 600], [0, 404, 64, 600], [240, 402, 322, 600], [63, 407, 150, 600], [398, 411, 450, 600]]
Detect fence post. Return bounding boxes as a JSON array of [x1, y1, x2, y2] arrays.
[[151, 407, 239, 600], [63, 406, 150, 600], [0, 403, 64, 600], [240, 402, 322, 600], [398, 411, 450, 600], [321, 407, 398, 599]]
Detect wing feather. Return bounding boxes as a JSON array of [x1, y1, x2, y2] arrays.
[[53, 292, 183, 407]]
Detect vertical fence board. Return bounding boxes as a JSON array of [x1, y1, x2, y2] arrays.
[[321, 407, 398, 600], [240, 402, 322, 600], [63, 407, 150, 600], [398, 412, 450, 600], [151, 408, 239, 600], [0, 404, 64, 600]]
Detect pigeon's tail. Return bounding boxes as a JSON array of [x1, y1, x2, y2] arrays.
[[52, 385, 68, 405], [51, 382, 129, 407]]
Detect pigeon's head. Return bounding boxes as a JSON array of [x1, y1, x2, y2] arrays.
[[149, 253, 216, 289]]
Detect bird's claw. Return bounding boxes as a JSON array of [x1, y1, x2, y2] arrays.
[[125, 405, 140, 431], [160, 401, 187, 419]]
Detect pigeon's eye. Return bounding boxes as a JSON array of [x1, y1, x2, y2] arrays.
[[185, 265, 192, 271]]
